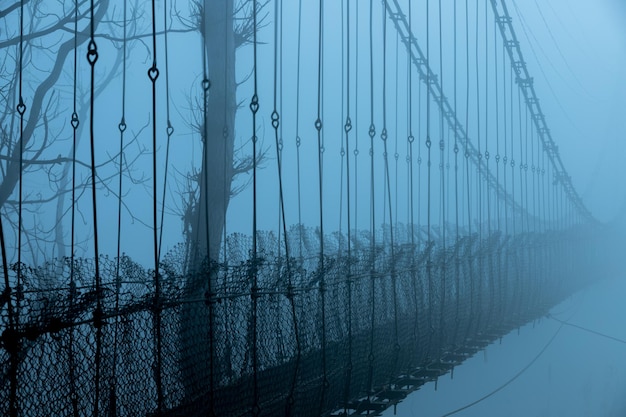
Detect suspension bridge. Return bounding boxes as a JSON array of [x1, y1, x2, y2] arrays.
[[0, 0, 621, 416]]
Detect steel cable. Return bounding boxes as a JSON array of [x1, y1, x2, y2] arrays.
[[85, 0, 104, 414], [314, 0, 328, 411], [250, 0, 260, 413], [367, 0, 376, 396], [158, 0, 174, 264], [342, 0, 354, 410], [147, 0, 164, 411]]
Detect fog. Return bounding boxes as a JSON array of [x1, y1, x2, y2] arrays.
[[381, 277, 626, 416], [1, 0, 625, 415], [1, 0, 625, 264]]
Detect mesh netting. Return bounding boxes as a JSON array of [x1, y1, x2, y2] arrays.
[[0, 225, 602, 416]]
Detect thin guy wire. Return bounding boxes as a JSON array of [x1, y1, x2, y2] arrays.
[[342, 0, 353, 411], [6, 6, 25, 415], [86, 0, 104, 414], [438, 0, 447, 355], [494, 14, 501, 231], [272, 0, 290, 264], [368, 0, 376, 252], [67, 2, 80, 415], [465, 0, 472, 237], [408, 0, 415, 248], [510, 65, 516, 236], [158, 0, 174, 263], [367, 0, 376, 397], [339, 4, 346, 244], [353, 0, 359, 244], [295, 0, 303, 261], [222, 2, 229, 265], [379, 0, 399, 371], [148, 0, 164, 411], [453, 0, 459, 243], [440, 324, 563, 416], [250, 0, 260, 413], [17, 0, 25, 289], [111, 1, 128, 413], [283, 3, 300, 412], [485, 0, 491, 236], [475, 0, 482, 238], [315, 0, 328, 410], [503, 39, 508, 235], [199, 2, 210, 267], [425, 0, 434, 358], [438, 0, 445, 248], [426, 0, 432, 244], [352, 1, 360, 240]]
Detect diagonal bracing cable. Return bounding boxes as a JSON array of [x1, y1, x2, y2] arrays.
[[440, 323, 564, 417]]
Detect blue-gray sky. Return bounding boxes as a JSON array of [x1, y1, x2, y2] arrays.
[[2, 0, 624, 265]]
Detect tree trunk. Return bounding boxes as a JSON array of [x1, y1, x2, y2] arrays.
[[179, 0, 236, 403], [189, 0, 236, 265]]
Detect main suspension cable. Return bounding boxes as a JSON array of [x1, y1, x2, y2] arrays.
[[440, 323, 563, 416]]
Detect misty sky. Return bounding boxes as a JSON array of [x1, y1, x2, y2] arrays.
[[381, 276, 626, 416], [2, 0, 624, 265], [505, 0, 626, 223]]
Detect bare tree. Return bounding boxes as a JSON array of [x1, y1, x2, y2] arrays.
[[0, 0, 152, 268]]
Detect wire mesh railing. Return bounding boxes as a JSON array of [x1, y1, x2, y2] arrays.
[[0, 225, 601, 416]]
